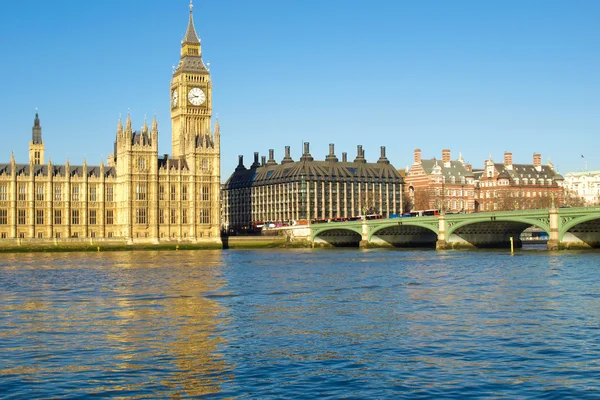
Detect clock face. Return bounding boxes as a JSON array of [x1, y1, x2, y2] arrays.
[[171, 89, 178, 107], [188, 87, 206, 106]]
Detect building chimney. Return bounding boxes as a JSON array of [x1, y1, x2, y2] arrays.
[[267, 148, 277, 166], [377, 146, 390, 164], [533, 153, 541, 168], [465, 163, 472, 172], [251, 152, 260, 168], [442, 149, 451, 164], [414, 149, 422, 164], [236, 155, 246, 171], [354, 145, 366, 163], [301, 142, 314, 161], [342, 152, 347, 162], [281, 146, 293, 164], [504, 152, 513, 166], [261, 156, 266, 166], [326, 143, 338, 162]]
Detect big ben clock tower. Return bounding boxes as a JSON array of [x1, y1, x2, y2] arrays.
[[170, 1, 214, 160]]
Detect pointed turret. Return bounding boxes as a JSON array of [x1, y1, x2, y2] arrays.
[[29, 111, 45, 164], [180, 0, 203, 60], [183, 0, 200, 46], [32, 112, 42, 144], [125, 112, 132, 134], [142, 116, 149, 134]]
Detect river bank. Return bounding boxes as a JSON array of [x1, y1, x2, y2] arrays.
[[0, 235, 301, 253]]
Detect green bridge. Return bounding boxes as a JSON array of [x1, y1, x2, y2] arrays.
[[306, 207, 600, 250]]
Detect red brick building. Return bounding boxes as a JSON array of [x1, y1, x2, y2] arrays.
[[475, 152, 564, 211], [405, 149, 476, 213]]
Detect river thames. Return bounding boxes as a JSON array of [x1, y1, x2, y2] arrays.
[[1, 248, 600, 398]]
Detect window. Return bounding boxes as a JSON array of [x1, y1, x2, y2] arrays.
[[0, 209, 7, 225], [159, 184, 165, 200], [18, 209, 26, 225], [71, 210, 80, 225], [55, 185, 62, 201], [200, 209, 210, 224], [182, 185, 188, 201], [159, 209, 165, 224], [0, 184, 6, 201], [182, 209, 188, 224], [202, 158, 209, 171], [201, 185, 210, 201], [136, 183, 147, 201], [170, 209, 176, 224], [89, 185, 97, 202], [106, 210, 114, 225], [55, 232, 61, 239], [89, 210, 97, 225], [54, 210, 62, 225], [105, 185, 114, 202], [136, 208, 147, 224], [72, 185, 80, 202], [18, 184, 27, 201], [170, 185, 176, 201], [36, 210, 44, 225], [36, 184, 44, 201], [137, 157, 146, 170]]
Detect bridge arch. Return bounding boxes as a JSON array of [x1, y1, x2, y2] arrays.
[[368, 220, 439, 248], [311, 225, 363, 247], [445, 215, 550, 249], [447, 216, 550, 237]]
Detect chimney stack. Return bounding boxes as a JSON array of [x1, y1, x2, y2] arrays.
[[261, 156, 266, 166], [342, 152, 347, 163], [281, 146, 293, 164], [533, 153, 541, 168], [267, 149, 277, 166], [354, 145, 366, 163], [442, 149, 451, 164], [301, 142, 314, 161], [236, 155, 246, 171], [377, 146, 390, 164], [504, 152, 513, 167], [326, 143, 338, 162], [414, 149, 422, 164], [251, 152, 260, 168]]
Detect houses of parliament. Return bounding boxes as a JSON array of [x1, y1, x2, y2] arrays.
[[0, 3, 222, 244]]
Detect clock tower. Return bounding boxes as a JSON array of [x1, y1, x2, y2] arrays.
[[170, 0, 213, 160]]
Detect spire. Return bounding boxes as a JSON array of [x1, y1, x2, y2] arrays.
[[32, 112, 43, 144], [142, 115, 149, 134], [152, 113, 158, 132], [214, 117, 220, 135], [183, 0, 200, 45], [117, 115, 123, 136], [125, 112, 132, 133]]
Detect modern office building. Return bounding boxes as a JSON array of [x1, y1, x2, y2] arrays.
[[222, 143, 404, 232]]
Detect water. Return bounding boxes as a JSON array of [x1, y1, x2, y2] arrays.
[[1, 248, 600, 399]]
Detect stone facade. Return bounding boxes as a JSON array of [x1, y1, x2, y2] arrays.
[[563, 171, 600, 205], [0, 4, 221, 243], [222, 144, 404, 232]]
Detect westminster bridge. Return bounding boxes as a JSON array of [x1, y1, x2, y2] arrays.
[[288, 207, 600, 250]]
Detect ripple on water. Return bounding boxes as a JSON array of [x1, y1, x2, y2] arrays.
[[1, 249, 600, 398]]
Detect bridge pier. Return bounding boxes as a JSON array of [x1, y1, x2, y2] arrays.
[[360, 219, 369, 248], [547, 208, 560, 250], [436, 215, 448, 250]]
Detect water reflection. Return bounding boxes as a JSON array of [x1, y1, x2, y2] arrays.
[[0, 251, 229, 398]]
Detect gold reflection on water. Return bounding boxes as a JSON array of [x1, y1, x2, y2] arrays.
[[1, 250, 231, 397]]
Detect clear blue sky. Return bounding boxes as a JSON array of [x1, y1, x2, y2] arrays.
[[0, 0, 598, 177]]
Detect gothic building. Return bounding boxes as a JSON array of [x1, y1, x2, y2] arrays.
[[222, 143, 404, 232], [0, 3, 221, 243]]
